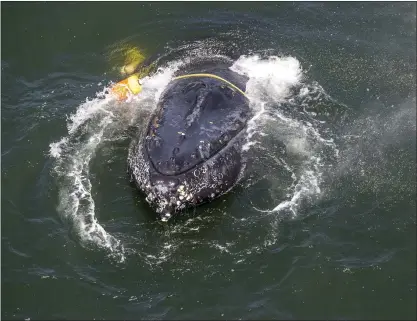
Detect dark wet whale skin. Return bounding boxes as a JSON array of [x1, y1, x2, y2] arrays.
[[128, 58, 251, 220]]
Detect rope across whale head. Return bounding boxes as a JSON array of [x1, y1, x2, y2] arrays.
[[110, 72, 248, 101]]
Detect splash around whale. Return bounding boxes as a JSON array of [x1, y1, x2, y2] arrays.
[[127, 57, 252, 221]]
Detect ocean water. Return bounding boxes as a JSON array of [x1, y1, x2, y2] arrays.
[[1, 2, 416, 319]]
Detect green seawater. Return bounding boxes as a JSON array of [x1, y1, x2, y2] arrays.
[[1, 2, 416, 319]]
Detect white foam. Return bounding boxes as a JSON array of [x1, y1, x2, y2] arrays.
[[231, 55, 305, 153], [67, 89, 114, 135], [131, 61, 183, 106], [49, 62, 183, 263], [271, 159, 322, 215], [231, 55, 303, 101], [229, 54, 337, 244], [49, 137, 68, 159]]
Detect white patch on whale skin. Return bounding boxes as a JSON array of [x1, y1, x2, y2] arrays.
[[154, 183, 169, 195]]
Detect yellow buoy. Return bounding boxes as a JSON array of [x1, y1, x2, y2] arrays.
[[111, 74, 142, 101], [120, 47, 146, 76]]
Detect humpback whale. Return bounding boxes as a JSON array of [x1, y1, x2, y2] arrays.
[[127, 57, 251, 221]]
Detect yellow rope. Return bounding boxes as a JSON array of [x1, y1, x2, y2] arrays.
[[113, 72, 248, 101], [173, 73, 248, 98]]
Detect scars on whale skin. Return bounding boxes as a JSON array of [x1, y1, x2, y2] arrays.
[[128, 58, 251, 221]]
